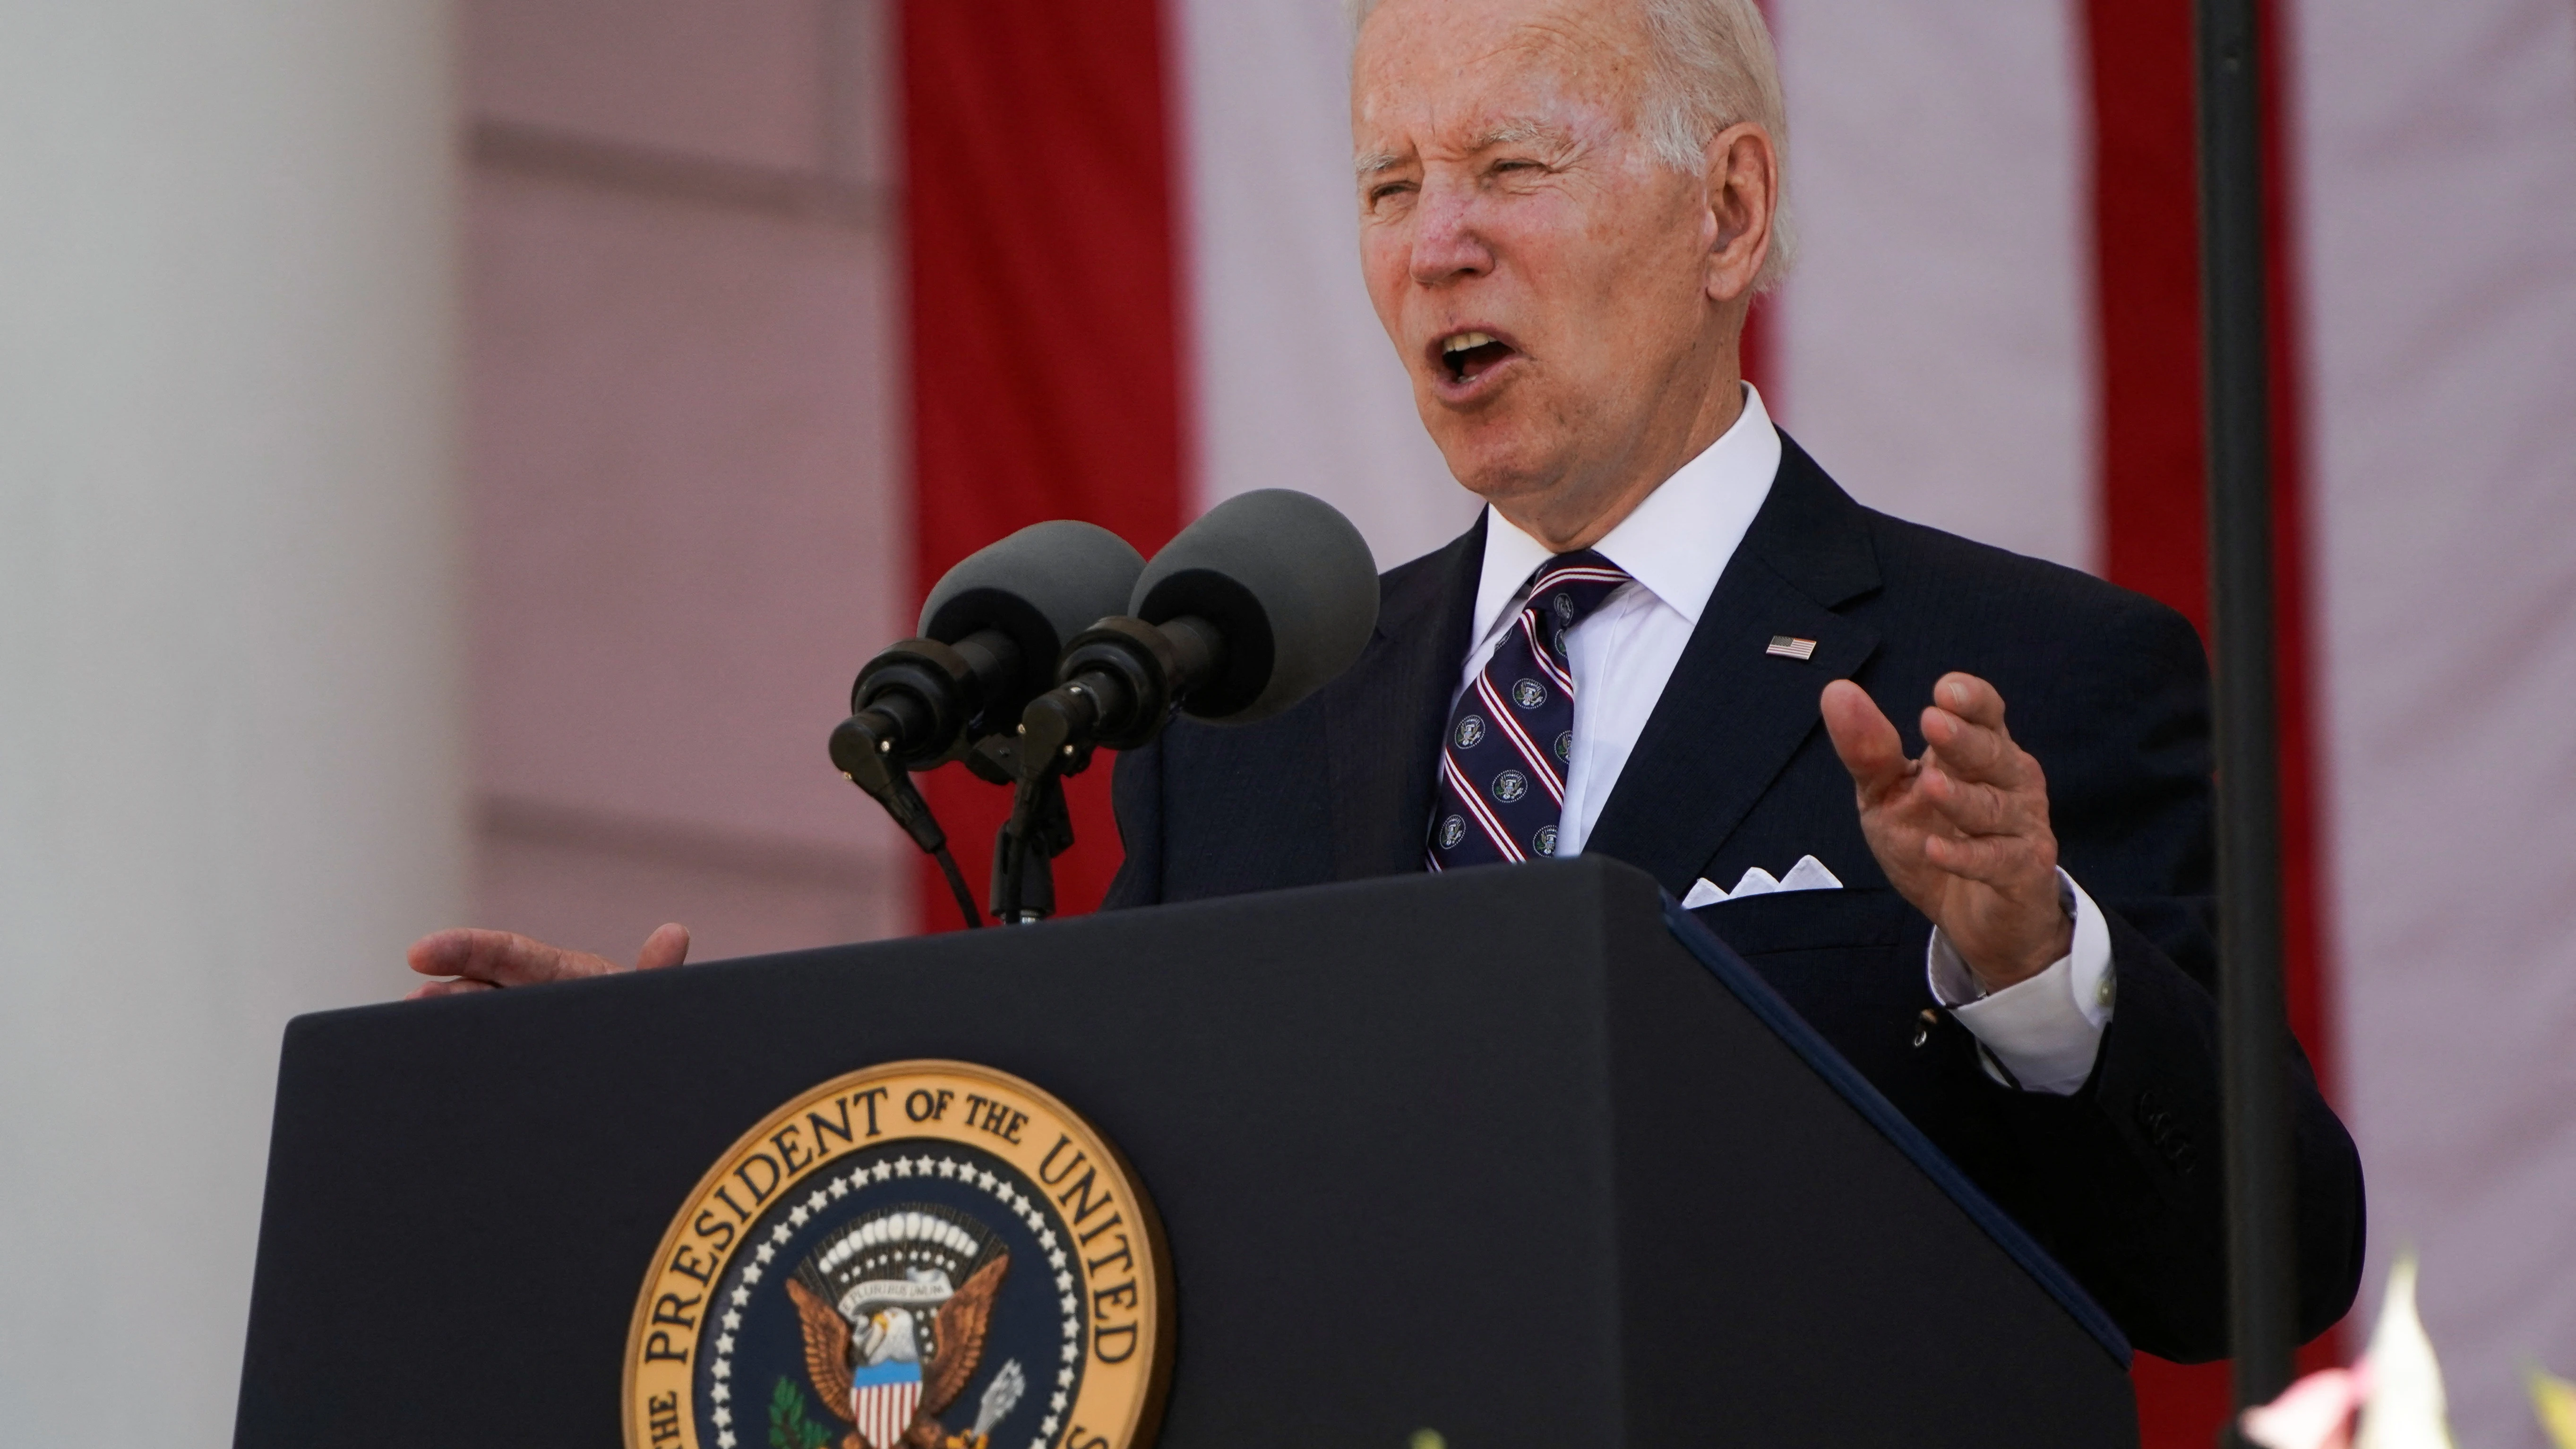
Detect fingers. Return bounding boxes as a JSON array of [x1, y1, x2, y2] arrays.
[[1843, 673, 2065, 986], [1820, 679, 1911, 801], [406, 927, 478, 977], [1913, 674, 2053, 855], [1919, 673, 2035, 792], [1921, 830, 2047, 886], [1933, 672, 2007, 730], [1915, 673, 2050, 855], [405, 977, 497, 1001], [1916, 760, 2015, 836], [404, 927, 619, 990], [635, 923, 692, 971], [404, 923, 689, 999]]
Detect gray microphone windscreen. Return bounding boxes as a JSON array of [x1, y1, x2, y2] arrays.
[[919, 520, 1145, 699], [1129, 489, 1379, 723]]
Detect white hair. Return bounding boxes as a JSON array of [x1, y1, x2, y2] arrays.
[[1351, 0, 1796, 291]]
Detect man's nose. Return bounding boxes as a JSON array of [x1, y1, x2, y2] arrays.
[[1408, 189, 1494, 286]]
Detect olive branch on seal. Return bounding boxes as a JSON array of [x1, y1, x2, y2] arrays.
[[768, 1376, 834, 1449]]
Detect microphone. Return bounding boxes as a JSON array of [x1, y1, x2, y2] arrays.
[[990, 490, 1374, 922], [1018, 489, 1380, 759], [828, 521, 1143, 926], [991, 492, 1376, 919], [830, 521, 1144, 783]]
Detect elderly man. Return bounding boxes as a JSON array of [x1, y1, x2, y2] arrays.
[[413, 0, 2362, 1363]]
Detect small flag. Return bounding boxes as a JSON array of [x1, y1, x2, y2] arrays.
[[1765, 635, 1819, 660]]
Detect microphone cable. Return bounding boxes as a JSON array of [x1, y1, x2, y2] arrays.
[[928, 837, 982, 932], [834, 752, 984, 931]]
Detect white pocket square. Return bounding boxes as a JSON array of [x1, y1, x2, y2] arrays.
[[1680, 855, 1843, 908]]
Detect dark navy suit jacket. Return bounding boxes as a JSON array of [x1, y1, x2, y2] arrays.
[[1103, 435, 2363, 1362]]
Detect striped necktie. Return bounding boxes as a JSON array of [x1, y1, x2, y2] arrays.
[[1427, 550, 1631, 869]]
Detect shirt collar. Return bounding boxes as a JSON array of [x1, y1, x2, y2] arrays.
[[1471, 382, 1782, 645]]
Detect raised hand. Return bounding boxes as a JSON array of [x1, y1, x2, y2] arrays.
[[1820, 673, 2071, 991], [404, 922, 691, 1000]]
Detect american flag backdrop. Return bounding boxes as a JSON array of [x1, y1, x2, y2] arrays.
[[893, 1, 2576, 1444]]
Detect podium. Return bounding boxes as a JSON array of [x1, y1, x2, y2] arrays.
[[234, 856, 2137, 1446]]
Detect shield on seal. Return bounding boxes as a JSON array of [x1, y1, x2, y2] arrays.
[[851, 1359, 923, 1449]]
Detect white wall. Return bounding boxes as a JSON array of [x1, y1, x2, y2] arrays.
[[461, 0, 912, 960], [0, 3, 466, 1439]]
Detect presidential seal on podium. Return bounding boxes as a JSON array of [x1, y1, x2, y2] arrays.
[[624, 1061, 1173, 1449]]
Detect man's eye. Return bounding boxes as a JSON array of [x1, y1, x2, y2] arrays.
[[1368, 181, 1416, 205]]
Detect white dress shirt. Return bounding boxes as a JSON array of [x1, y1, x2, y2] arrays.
[[1453, 384, 2115, 1095]]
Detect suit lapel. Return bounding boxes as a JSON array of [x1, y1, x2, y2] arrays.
[[1584, 437, 1884, 892], [1325, 517, 1486, 879]]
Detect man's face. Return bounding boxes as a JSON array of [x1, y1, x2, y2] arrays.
[[1353, 0, 1727, 512]]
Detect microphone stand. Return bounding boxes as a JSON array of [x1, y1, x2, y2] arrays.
[[986, 616, 1216, 926], [968, 733, 1085, 926]]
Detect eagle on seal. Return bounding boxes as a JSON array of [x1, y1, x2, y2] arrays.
[[786, 1254, 1010, 1449]]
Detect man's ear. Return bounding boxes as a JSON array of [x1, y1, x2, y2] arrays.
[[1702, 122, 1778, 305]]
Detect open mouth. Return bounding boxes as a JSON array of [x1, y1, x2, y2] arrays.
[[1437, 330, 1520, 385]]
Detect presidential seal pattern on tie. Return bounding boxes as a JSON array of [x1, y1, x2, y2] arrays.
[[624, 1061, 1172, 1449], [1428, 550, 1631, 869]]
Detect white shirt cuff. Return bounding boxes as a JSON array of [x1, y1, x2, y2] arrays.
[[1924, 868, 2115, 1096]]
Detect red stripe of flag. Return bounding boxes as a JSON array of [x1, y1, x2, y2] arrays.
[[900, 0, 1187, 929]]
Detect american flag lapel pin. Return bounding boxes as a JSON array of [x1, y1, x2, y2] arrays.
[[1765, 635, 1819, 660]]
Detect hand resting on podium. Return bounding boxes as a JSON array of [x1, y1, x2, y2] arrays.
[[405, 922, 691, 999]]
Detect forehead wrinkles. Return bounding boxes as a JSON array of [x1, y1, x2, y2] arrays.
[[1355, 11, 1649, 165]]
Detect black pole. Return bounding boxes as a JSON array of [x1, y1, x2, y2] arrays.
[[2195, 0, 2299, 1418]]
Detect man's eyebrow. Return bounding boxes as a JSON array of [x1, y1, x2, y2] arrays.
[[1468, 119, 1566, 150], [1354, 118, 1572, 179]]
